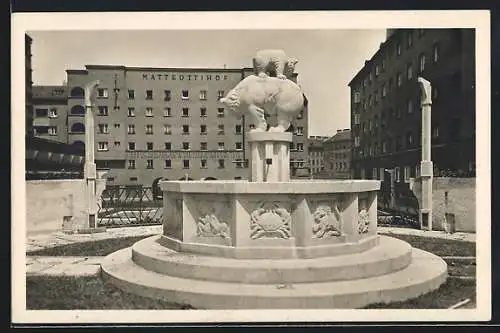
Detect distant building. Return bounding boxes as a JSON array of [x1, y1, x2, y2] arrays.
[[307, 136, 329, 176], [349, 29, 475, 191], [25, 34, 33, 137], [32, 65, 309, 186], [32, 86, 69, 144], [323, 129, 352, 179]]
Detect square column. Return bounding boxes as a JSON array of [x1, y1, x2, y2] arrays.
[[246, 131, 293, 182]]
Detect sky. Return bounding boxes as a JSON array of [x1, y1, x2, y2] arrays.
[[28, 29, 386, 136]]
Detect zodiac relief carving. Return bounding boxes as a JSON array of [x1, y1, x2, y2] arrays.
[[358, 209, 370, 234], [194, 200, 230, 239], [250, 202, 291, 239], [312, 203, 342, 239], [197, 214, 230, 239]]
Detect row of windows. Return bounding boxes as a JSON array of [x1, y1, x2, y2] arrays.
[[35, 108, 58, 118], [97, 141, 306, 152], [363, 166, 414, 183], [354, 42, 440, 105], [70, 87, 226, 101], [127, 158, 244, 170], [330, 162, 349, 171]]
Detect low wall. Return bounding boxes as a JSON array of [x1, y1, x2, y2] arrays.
[[410, 177, 475, 232], [26, 179, 106, 235]]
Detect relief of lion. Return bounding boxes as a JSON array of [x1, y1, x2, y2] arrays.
[[253, 49, 298, 80]]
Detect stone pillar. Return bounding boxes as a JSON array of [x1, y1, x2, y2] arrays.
[[418, 77, 433, 230], [84, 80, 100, 229], [246, 131, 293, 182]]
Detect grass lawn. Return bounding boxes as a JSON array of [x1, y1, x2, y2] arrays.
[[27, 235, 153, 257], [382, 234, 476, 257], [26, 275, 192, 310]]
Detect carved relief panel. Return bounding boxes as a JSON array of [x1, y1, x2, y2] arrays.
[[249, 201, 292, 239], [358, 198, 370, 234], [311, 201, 343, 239], [190, 196, 231, 239]]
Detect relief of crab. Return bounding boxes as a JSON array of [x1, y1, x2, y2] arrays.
[[250, 203, 291, 239]]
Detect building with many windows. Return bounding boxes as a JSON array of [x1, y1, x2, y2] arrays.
[[25, 34, 33, 137], [323, 129, 352, 179], [33, 65, 309, 186], [307, 136, 328, 177], [349, 29, 475, 193]]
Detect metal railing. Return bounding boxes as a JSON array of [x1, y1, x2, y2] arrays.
[[97, 186, 163, 228]]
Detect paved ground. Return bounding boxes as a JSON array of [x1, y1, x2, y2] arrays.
[[25, 224, 475, 277]]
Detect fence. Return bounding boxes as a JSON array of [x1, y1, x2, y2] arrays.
[[97, 186, 163, 228]]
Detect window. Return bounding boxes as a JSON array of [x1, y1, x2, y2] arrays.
[[394, 166, 401, 182], [380, 168, 385, 181], [146, 159, 154, 169], [146, 124, 154, 135], [369, 72, 373, 83], [404, 166, 411, 183], [218, 159, 225, 169], [200, 142, 208, 150], [217, 90, 224, 100], [128, 160, 136, 169], [200, 124, 207, 135], [396, 42, 402, 56], [128, 142, 135, 151], [374, 90, 379, 104], [181, 90, 189, 99], [164, 159, 172, 169], [432, 86, 438, 99], [145, 107, 154, 117], [407, 63, 413, 80], [396, 108, 402, 119], [372, 168, 378, 180], [407, 132, 414, 146], [128, 107, 135, 117], [146, 90, 153, 100], [114, 123, 120, 128], [397, 73, 402, 87], [98, 142, 108, 151], [433, 43, 439, 63], [35, 108, 48, 117], [182, 125, 190, 134], [296, 143, 304, 151], [98, 106, 108, 116], [165, 142, 171, 150], [353, 91, 361, 103], [382, 84, 387, 97], [419, 53, 426, 73], [164, 124, 172, 135], [235, 124, 242, 134], [200, 107, 207, 117], [432, 126, 440, 138], [164, 90, 171, 101], [218, 124, 225, 135], [249, 124, 256, 130], [48, 126, 57, 135], [127, 124, 135, 134], [128, 90, 135, 100], [297, 110, 303, 119], [382, 141, 388, 153], [114, 141, 120, 147], [97, 88, 108, 98], [48, 108, 57, 118], [295, 126, 304, 136], [368, 95, 373, 107], [182, 142, 190, 150], [200, 159, 208, 169], [418, 28, 425, 37], [235, 159, 244, 168], [217, 108, 225, 117], [407, 31, 413, 48], [354, 136, 360, 147], [98, 124, 109, 134], [183, 159, 190, 169], [235, 142, 243, 150], [382, 58, 386, 71], [218, 142, 225, 150], [147, 142, 153, 151], [130, 177, 138, 182], [408, 99, 413, 114], [182, 108, 189, 117], [163, 107, 171, 117], [375, 65, 380, 77], [199, 90, 207, 100]]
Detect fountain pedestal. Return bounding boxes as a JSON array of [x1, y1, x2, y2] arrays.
[[247, 131, 292, 182]]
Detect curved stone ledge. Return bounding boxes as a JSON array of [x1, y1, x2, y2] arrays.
[[157, 234, 380, 259], [160, 180, 380, 193]]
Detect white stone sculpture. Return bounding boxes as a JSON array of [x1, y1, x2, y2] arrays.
[[220, 74, 304, 132], [252, 49, 298, 80], [312, 204, 342, 238]]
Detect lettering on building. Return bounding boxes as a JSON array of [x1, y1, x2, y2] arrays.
[[142, 73, 229, 81]]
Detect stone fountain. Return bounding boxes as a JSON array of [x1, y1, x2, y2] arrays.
[[101, 50, 447, 309]]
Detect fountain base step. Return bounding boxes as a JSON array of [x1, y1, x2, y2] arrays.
[[101, 236, 447, 309]]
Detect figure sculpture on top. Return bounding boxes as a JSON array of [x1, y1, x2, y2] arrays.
[[220, 49, 305, 133]]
